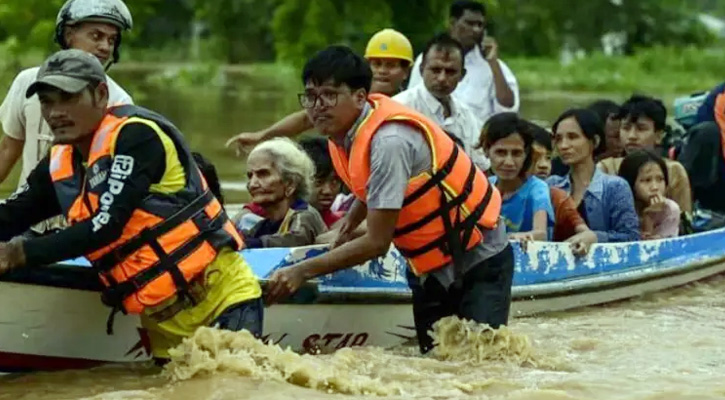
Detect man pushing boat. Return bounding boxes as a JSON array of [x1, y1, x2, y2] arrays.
[[266, 45, 514, 354], [0, 50, 263, 363]]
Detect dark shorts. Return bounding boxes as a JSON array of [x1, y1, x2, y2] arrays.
[[407, 244, 514, 354], [153, 297, 264, 367], [210, 297, 264, 336]]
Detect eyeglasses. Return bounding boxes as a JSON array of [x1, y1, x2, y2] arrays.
[[298, 91, 342, 109]]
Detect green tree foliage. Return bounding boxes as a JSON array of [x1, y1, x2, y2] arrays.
[[483, 0, 562, 57], [0, 0, 65, 61], [389, 0, 449, 54], [339, 0, 393, 53], [194, 0, 281, 63], [271, 0, 342, 67], [489, 0, 715, 57], [0, 0, 719, 67], [271, 0, 717, 64], [126, 0, 194, 49], [616, 0, 715, 54], [0, 0, 161, 66], [271, 0, 395, 67]]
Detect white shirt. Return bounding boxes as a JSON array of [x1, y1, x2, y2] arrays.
[[407, 45, 519, 124], [392, 84, 490, 171], [0, 67, 133, 188]]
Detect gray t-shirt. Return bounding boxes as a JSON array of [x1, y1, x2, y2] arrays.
[[360, 115, 508, 289]]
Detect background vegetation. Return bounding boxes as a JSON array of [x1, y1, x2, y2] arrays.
[[0, 0, 723, 95], [0, 0, 723, 199]]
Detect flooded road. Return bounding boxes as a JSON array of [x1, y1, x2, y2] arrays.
[[3, 275, 725, 400]]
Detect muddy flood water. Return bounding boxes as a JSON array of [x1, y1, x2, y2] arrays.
[[2, 274, 725, 400]]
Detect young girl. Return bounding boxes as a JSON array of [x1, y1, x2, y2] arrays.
[[618, 149, 681, 239]]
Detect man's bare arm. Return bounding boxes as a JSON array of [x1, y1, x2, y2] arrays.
[[266, 208, 398, 303], [226, 110, 313, 154]]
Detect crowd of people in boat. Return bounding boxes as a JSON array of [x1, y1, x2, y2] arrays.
[[227, 94, 710, 254], [222, 1, 725, 255]]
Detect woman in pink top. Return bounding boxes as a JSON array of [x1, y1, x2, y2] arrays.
[[619, 149, 681, 239]]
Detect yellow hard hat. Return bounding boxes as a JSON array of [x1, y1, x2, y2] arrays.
[[364, 28, 414, 63]]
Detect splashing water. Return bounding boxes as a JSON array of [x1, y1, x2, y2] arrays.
[[163, 316, 553, 397], [5, 276, 725, 400], [430, 317, 561, 369], [164, 327, 399, 396]]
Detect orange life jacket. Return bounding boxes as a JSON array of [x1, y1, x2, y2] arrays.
[[49, 105, 243, 319], [328, 94, 501, 275]]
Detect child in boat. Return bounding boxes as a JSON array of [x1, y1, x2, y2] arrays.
[[618, 149, 681, 240], [299, 137, 345, 228], [233, 138, 327, 248], [481, 112, 554, 240], [598, 94, 692, 215], [527, 121, 596, 254]]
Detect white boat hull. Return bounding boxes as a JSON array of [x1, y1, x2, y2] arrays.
[[2, 227, 725, 371]]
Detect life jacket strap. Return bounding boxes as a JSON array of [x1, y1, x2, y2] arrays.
[[94, 190, 217, 271], [106, 306, 120, 335], [99, 211, 227, 314], [396, 183, 493, 260], [394, 157, 476, 237], [401, 145, 460, 207]]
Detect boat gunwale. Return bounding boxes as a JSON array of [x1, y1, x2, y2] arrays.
[[304, 251, 725, 303], [2, 249, 724, 306]]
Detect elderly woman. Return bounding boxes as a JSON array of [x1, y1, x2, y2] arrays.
[[233, 138, 327, 248]]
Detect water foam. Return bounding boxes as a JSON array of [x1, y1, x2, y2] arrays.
[[163, 316, 556, 397]]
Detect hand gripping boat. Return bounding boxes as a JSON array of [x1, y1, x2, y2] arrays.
[[2, 228, 725, 372]]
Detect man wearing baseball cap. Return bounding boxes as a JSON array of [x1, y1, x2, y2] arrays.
[[0, 49, 263, 363], [0, 0, 134, 236]]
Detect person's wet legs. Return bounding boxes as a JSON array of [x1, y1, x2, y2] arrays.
[[457, 245, 514, 328], [210, 297, 264, 336]]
